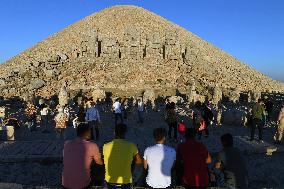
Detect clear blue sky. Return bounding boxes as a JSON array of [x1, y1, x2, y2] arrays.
[[0, 0, 283, 82]]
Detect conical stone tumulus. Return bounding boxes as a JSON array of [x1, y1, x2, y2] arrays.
[[0, 5, 283, 98]]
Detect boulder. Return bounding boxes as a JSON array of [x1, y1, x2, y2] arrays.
[[222, 108, 246, 126], [30, 79, 46, 89], [0, 79, 5, 86], [143, 89, 156, 108], [168, 96, 184, 104], [92, 89, 106, 102]]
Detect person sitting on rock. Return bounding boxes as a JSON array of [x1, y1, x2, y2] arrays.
[[143, 128, 176, 188], [103, 123, 142, 189], [62, 123, 103, 189], [176, 128, 212, 188], [215, 133, 248, 188]]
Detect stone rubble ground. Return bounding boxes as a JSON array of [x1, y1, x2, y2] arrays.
[[0, 104, 284, 188]]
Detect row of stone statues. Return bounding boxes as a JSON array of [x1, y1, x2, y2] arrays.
[[72, 28, 197, 61]]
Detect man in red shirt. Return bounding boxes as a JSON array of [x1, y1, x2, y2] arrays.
[[62, 123, 103, 189], [177, 128, 212, 188]]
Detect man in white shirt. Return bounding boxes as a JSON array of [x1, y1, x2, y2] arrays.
[[137, 99, 144, 124], [112, 98, 123, 126], [85, 101, 101, 141], [39, 103, 49, 133], [144, 128, 176, 188]]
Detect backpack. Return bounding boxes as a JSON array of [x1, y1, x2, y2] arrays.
[[178, 122, 186, 133]]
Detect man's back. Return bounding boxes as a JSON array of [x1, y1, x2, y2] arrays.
[[219, 147, 248, 188], [252, 103, 264, 120], [177, 139, 209, 187], [103, 139, 138, 184], [144, 144, 176, 188], [62, 138, 101, 189]]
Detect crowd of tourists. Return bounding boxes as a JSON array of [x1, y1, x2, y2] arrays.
[[1, 95, 284, 188]]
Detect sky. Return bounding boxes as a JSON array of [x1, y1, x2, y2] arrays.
[[0, 0, 283, 82]]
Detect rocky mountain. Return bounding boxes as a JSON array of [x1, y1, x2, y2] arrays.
[[0, 5, 283, 99]]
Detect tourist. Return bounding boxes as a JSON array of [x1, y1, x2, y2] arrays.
[[177, 120, 187, 143], [143, 128, 176, 188], [85, 101, 101, 141], [62, 123, 103, 189], [54, 107, 68, 139], [177, 128, 212, 188], [39, 103, 49, 133], [137, 98, 144, 124], [0, 106, 5, 126], [202, 103, 214, 138], [103, 123, 142, 189], [264, 97, 273, 122], [215, 133, 248, 188], [121, 96, 128, 119], [275, 103, 284, 144], [112, 98, 123, 126], [193, 101, 206, 140], [250, 99, 265, 142], [25, 101, 37, 131], [165, 102, 177, 140]]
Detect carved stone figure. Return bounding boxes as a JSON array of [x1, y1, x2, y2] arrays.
[[165, 32, 181, 60], [121, 27, 142, 60], [212, 85, 222, 106], [101, 37, 119, 59], [146, 33, 162, 59], [58, 82, 68, 107]]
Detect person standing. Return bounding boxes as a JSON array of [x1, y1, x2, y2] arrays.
[[264, 97, 274, 122], [85, 102, 101, 141], [202, 103, 214, 138], [215, 133, 248, 188], [137, 99, 144, 124], [165, 102, 178, 140], [177, 128, 212, 188], [112, 98, 123, 126], [54, 107, 68, 139], [275, 103, 284, 144], [39, 103, 49, 133], [103, 123, 142, 189], [143, 128, 176, 189], [0, 106, 5, 126], [25, 102, 37, 131], [250, 99, 265, 142], [62, 123, 103, 189]]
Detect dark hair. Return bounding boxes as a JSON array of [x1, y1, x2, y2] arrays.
[[153, 128, 167, 142], [76, 123, 91, 136], [185, 128, 196, 139], [169, 102, 175, 109], [221, 133, 233, 147], [195, 101, 202, 109], [115, 123, 127, 138]]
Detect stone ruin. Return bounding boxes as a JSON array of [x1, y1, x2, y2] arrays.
[[0, 5, 283, 100]]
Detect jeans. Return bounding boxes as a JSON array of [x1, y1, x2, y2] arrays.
[[137, 111, 144, 123], [28, 115, 36, 131], [168, 122, 177, 139], [251, 118, 263, 140], [114, 113, 123, 126], [41, 115, 48, 131], [106, 183, 132, 189], [88, 120, 100, 141]]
